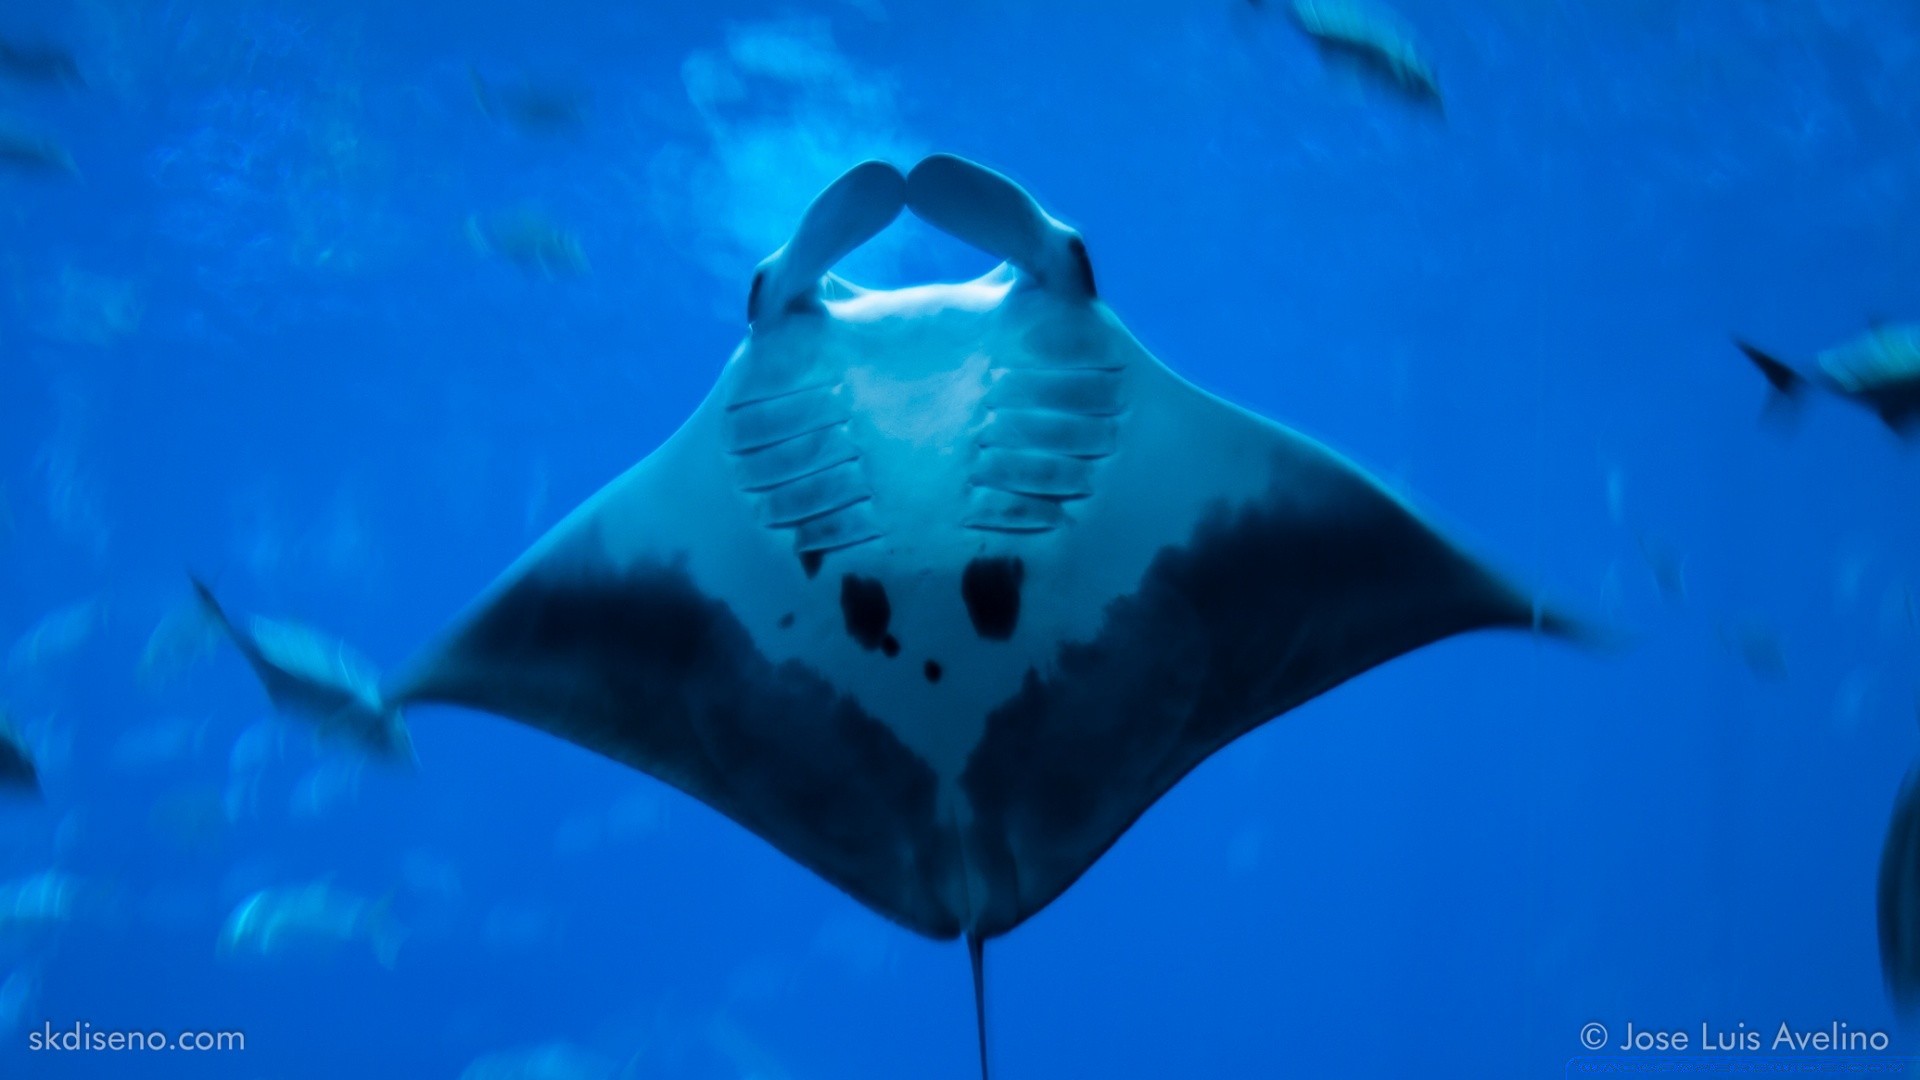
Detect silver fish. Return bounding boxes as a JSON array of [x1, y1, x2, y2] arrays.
[[218, 881, 405, 968]]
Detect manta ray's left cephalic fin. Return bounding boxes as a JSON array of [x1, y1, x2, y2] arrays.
[[749, 159, 906, 323]]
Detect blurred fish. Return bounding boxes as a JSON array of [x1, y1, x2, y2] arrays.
[[109, 715, 212, 773], [1718, 618, 1787, 681], [0, 126, 77, 177], [0, 712, 37, 796], [470, 68, 586, 136], [6, 598, 102, 673], [466, 209, 588, 278], [0, 39, 82, 87], [224, 719, 295, 822], [228, 718, 295, 777], [137, 602, 220, 692], [192, 578, 415, 765], [1288, 0, 1441, 108], [218, 881, 405, 968], [0, 871, 80, 928], [1736, 328, 1920, 436], [289, 756, 363, 820]]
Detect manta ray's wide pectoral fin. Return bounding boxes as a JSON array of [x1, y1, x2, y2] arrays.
[[749, 160, 906, 323], [388, 530, 969, 942], [958, 418, 1592, 940], [906, 154, 1095, 298]]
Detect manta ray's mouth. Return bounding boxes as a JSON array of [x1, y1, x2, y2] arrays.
[[749, 155, 1097, 327]]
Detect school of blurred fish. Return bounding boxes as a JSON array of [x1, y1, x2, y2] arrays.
[[1, 0, 1918, 1066]]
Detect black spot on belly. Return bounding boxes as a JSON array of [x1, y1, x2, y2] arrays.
[[840, 574, 892, 652], [923, 659, 942, 683], [778, 613, 795, 629], [961, 556, 1025, 640], [882, 634, 900, 658], [799, 551, 824, 579]]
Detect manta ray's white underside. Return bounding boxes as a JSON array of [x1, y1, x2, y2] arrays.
[[386, 155, 1574, 946]]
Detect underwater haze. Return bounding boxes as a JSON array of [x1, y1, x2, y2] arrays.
[[3, 0, 1920, 1077]]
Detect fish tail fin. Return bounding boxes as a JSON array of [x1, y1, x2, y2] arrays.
[[968, 931, 990, 1080], [1734, 338, 1806, 397], [367, 894, 407, 970], [187, 574, 237, 637], [1734, 339, 1809, 432]]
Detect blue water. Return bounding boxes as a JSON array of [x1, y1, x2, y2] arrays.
[[2, 0, 1919, 1076]]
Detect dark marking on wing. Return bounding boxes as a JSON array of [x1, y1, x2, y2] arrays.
[[841, 575, 892, 652], [961, 557, 1025, 640], [924, 659, 943, 684], [956, 459, 1547, 938], [398, 553, 965, 940]]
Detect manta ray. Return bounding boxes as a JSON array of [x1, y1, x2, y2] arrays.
[[220, 155, 1584, 1076]]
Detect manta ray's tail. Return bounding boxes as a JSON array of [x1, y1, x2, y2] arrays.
[[968, 932, 990, 1080]]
